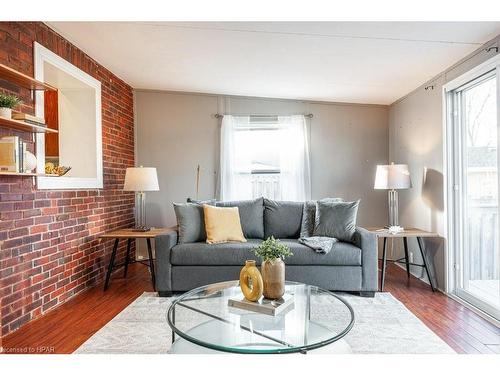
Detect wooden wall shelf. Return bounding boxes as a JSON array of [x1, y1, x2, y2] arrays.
[[0, 171, 59, 177], [0, 63, 60, 183], [0, 117, 58, 133], [0, 63, 57, 91]]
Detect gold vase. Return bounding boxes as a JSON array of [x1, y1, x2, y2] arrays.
[[239, 260, 263, 302], [261, 258, 285, 300]]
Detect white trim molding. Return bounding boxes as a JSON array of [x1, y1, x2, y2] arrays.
[[34, 42, 103, 190], [442, 52, 500, 320]]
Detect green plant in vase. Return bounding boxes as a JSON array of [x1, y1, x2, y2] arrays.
[[0, 93, 22, 119], [253, 237, 293, 300]]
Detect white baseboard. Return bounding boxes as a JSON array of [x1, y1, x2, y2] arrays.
[[393, 263, 445, 293]]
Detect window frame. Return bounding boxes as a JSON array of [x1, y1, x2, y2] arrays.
[[443, 52, 500, 321]]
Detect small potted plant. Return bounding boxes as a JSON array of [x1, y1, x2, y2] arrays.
[[253, 237, 293, 300], [0, 93, 22, 119]]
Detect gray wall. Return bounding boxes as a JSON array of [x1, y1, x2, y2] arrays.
[[135, 91, 389, 230], [388, 35, 500, 290]]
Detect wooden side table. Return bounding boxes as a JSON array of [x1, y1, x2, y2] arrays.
[[366, 227, 439, 292], [99, 228, 174, 291]]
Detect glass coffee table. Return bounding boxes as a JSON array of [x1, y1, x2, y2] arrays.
[[167, 281, 355, 354]]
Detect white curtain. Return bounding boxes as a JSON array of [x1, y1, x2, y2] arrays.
[[277, 115, 311, 201], [220, 115, 252, 200], [220, 114, 311, 202]]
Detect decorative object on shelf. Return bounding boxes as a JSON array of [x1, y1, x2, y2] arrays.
[[123, 166, 160, 232], [24, 151, 37, 173], [0, 93, 22, 120], [0, 135, 27, 172], [374, 162, 412, 233], [12, 111, 46, 127], [0, 136, 19, 172], [239, 260, 263, 302], [45, 162, 71, 176], [253, 237, 293, 300]]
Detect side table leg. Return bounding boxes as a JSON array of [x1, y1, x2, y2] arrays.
[[104, 238, 119, 291], [146, 238, 156, 291], [403, 237, 411, 279], [123, 238, 132, 278], [380, 237, 388, 291], [416, 237, 436, 292]]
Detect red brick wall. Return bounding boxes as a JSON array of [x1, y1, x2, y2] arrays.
[[0, 22, 135, 337]]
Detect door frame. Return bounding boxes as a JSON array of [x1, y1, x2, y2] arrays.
[[443, 53, 500, 322]]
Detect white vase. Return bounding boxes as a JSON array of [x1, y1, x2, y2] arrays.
[[24, 151, 37, 173], [0, 107, 12, 119]]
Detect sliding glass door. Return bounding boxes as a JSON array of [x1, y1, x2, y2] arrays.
[[448, 61, 500, 321]]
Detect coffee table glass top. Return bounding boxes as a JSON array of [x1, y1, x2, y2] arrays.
[[167, 281, 354, 354]]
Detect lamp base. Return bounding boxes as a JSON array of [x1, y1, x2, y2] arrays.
[[131, 226, 151, 232]]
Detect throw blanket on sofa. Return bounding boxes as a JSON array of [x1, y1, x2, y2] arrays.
[[299, 236, 337, 254]]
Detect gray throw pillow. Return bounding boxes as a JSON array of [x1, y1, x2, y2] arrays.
[[216, 197, 264, 238], [313, 200, 360, 242], [300, 198, 343, 238], [264, 199, 304, 239], [173, 203, 207, 243]]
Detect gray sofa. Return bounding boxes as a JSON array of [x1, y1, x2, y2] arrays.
[[155, 198, 378, 297]]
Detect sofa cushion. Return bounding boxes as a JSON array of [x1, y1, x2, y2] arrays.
[[264, 199, 303, 239], [170, 239, 361, 266], [216, 197, 264, 239], [300, 198, 343, 238], [173, 203, 206, 243], [203, 205, 246, 244], [313, 200, 360, 242]]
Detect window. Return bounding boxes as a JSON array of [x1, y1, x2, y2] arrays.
[[34, 42, 103, 189], [445, 54, 500, 320], [220, 115, 311, 201]]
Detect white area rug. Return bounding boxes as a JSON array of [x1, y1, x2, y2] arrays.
[[75, 292, 455, 354]]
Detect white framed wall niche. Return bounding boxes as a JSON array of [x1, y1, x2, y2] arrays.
[[34, 42, 103, 189]]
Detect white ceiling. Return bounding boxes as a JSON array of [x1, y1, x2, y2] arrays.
[[47, 22, 500, 105]]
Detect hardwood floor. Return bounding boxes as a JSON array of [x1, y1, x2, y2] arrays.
[[2, 262, 499, 354], [382, 263, 500, 354], [2, 263, 153, 354]]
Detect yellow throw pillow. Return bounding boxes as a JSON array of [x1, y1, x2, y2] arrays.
[[203, 204, 247, 244]]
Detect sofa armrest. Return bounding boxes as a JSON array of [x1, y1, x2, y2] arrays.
[[353, 227, 378, 292], [155, 230, 178, 296]]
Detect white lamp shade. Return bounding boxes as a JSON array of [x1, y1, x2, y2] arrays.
[[123, 167, 159, 192], [374, 164, 412, 190]]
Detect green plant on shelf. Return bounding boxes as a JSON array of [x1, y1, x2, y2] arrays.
[[0, 93, 22, 109]]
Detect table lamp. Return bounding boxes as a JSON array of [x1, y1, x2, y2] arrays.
[[124, 166, 159, 231], [374, 163, 412, 233]]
